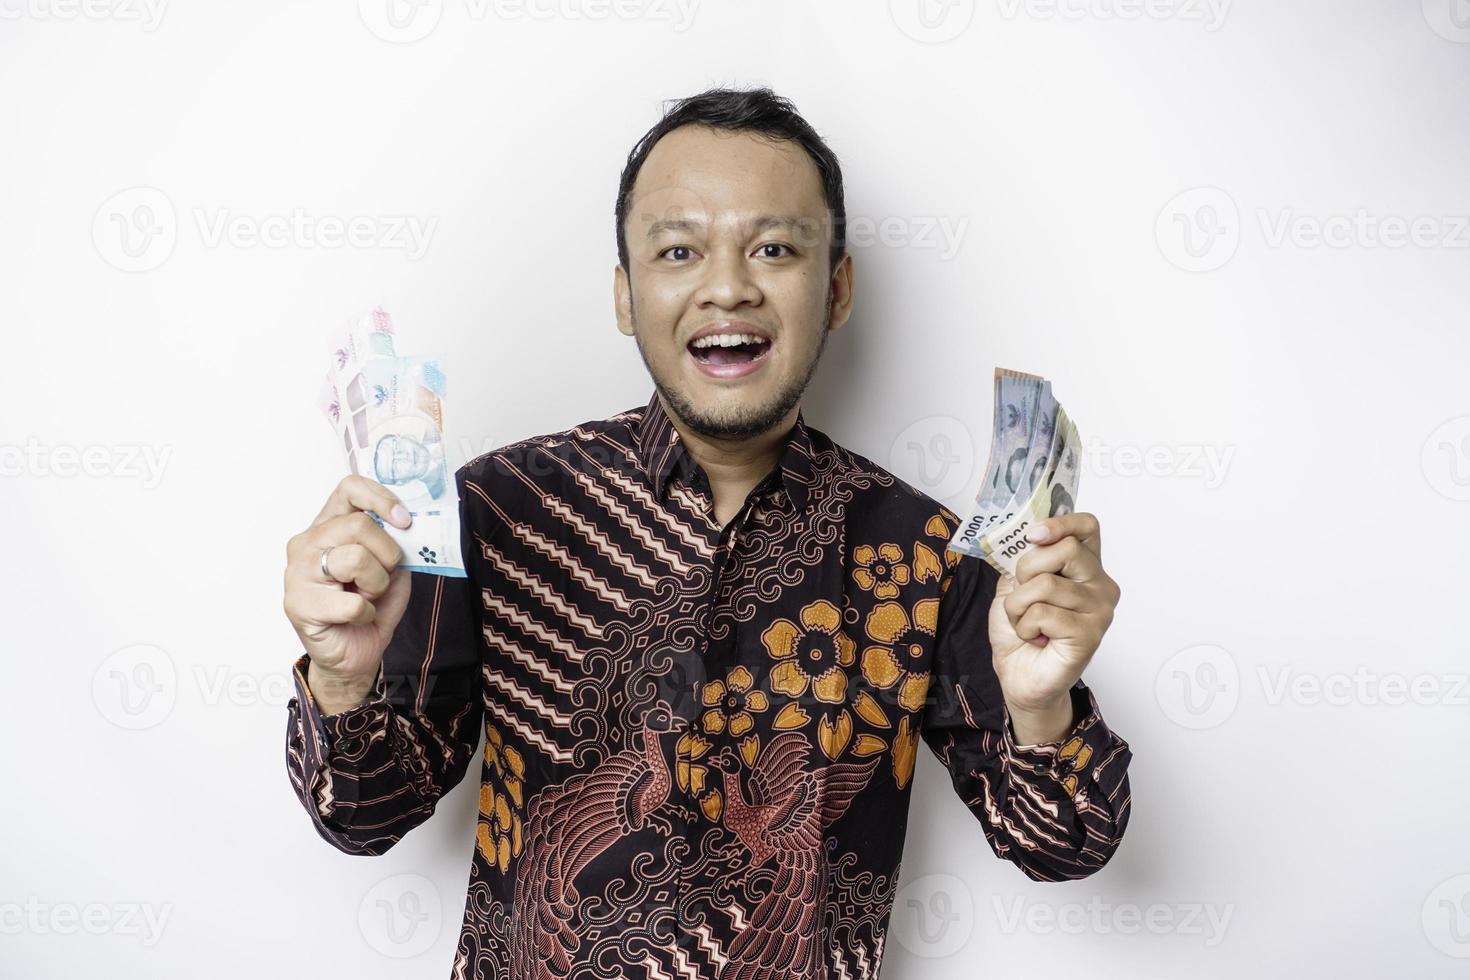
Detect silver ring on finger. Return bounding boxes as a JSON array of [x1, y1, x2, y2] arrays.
[[319, 545, 336, 581]]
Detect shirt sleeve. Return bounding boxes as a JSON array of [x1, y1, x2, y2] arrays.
[[283, 470, 484, 856], [919, 551, 1133, 881]]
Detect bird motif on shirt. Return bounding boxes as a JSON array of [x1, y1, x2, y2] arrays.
[[710, 733, 880, 980], [508, 718, 674, 980]]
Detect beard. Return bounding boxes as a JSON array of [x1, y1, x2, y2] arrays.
[[631, 292, 832, 441]]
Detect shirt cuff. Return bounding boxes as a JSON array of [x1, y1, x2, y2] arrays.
[[1001, 680, 1110, 799], [289, 653, 390, 781]]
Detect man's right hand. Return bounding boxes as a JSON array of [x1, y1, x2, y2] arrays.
[[283, 476, 414, 715]]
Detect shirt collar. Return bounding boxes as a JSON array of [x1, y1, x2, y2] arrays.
[[635, 389, 814, 513]]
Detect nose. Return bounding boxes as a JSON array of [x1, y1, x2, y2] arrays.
[[693, 243, 762, 311]]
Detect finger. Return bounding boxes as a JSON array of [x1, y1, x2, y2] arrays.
[[311, 475, 411, 530], [373, 567, 413, 631], [308, 511, 406, 573], [1024, 512, 1100, 556], [317, 542, 392, 598], [1014, 602, 1090, 644], [1015, 535, 1105, 585], [286, 587, 377, 635], [1002, 573, 1094, 625]]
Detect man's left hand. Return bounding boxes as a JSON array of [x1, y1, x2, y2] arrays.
[[987, 512, 1121, 743]]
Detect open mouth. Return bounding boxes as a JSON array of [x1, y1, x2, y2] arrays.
[[690, 333, 782, 379], [687, 335, 773, 366]]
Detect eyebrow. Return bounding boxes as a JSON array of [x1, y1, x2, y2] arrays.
[[644, 213, 810, 239]]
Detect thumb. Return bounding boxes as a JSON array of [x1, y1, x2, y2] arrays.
[[987, 568, 1046, 652], [373, 567, 414, 644], [991, 570, 1017, 601], [988, 568, 1018, 644]]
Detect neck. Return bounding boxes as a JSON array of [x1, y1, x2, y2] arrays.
[[661, 395, 798, 525]]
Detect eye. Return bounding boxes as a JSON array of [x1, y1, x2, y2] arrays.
[[659, 245, 695, 262], [756, 243, 793, 259]]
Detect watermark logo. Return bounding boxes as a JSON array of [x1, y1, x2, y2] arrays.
[[93, 186, 177, 273], [1423, 874, 1470, 957], [1422, 416, 1470, 501], [1155, 643, 1238, 729], [889, 416, 975, 501], [891, 873, 975, 958], [1157, 645, 1468, 727], [1155, 186, 1239, 272], [1159, 187, 1470, 271], [358, 0, 443, 43], [92, 187, 438, 271], [91, 645, 308, 729], [359, 873, 442, 958], [92, 643, 177, 730], [890, 0, 975, 43], [1422, 0, 1470, 43]]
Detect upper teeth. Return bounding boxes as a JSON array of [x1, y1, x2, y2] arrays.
[[691, 333, 765, 349]]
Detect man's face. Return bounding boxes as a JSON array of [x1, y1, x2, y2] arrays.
[[615, 124, 853, 441]]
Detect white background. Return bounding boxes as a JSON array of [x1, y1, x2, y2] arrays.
[[3, 1, 1469, 977]]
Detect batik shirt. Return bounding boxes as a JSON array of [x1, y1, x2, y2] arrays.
[[284, 389, 1134, 980]]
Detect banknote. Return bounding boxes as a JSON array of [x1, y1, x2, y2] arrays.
[[948, 369, 1081, 577], [330, 306, 396, 372], [999, 380, 1058, 524], [949, 368, 1045, 555], [317, 307, 467, 578], [322, 308, 397, 450], [975, 406, 1081, 576], [981, 377, 1056, 535]]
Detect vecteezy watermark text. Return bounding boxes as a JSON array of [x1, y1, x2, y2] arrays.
[[995, 0, 1230, 31], [0, 0, 166, 29], [991, 895, 1235, 946], [93, 186, 438, 272], [193, 208, 436, 260], [0, 898, 172, 947], [1084, 437, 1235, 489], [1157, 644, 1470, 730], [0, 439, 171, 489], [1157, 187, 1470, 272], [357, 0, 699, 43]]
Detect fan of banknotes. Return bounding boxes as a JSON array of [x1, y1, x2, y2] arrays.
[[948, 368, 1081, 578], [315, 307, 467, 578]]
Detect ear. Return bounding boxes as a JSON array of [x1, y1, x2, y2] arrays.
[[614, 263, 635, 337], [826, 252, 855, 334]]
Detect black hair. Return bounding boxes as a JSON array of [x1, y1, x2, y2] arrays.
[[614, 87, 846, 275]]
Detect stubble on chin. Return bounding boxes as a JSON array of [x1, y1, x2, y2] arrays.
[[629, 292, 833, 441]]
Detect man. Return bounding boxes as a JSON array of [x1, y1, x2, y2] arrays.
[[282, 87, 1131, 980]]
